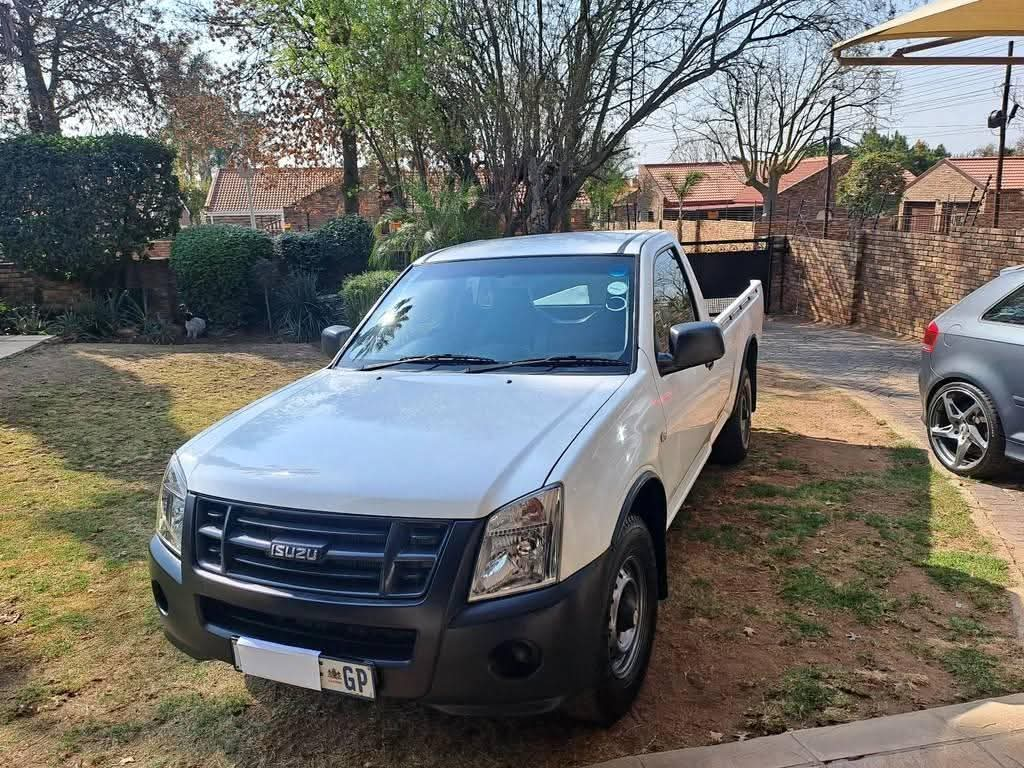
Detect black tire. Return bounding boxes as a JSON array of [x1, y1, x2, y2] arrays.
[[569, 515, 658, 726], [927, 380, 1008, 479], [711, 367, 753, 465]]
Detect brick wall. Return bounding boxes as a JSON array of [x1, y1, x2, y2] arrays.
[[776, 156, 852, 222], [0, 239, 177, 316], [779, 236, 861, 324], [0, 262, 89, 307], [782, 228, 1024, 337]]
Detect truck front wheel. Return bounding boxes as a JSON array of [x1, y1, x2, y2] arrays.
[[570, 515, 658, 725]]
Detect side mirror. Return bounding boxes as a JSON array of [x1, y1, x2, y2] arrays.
[[666, 321, 725, 372], [321, 325, 352, 356]]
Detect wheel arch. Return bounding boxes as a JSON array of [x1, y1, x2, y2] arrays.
[[614, 472, 668, 599]]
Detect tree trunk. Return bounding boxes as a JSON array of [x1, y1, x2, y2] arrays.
[[341, 123, 360, 214], [16, 10, 60, 134], [762, 175, 781, 221], [525, 158, 551, 234]]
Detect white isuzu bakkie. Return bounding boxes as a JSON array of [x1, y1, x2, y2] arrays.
[[149, 231, 763, 724]]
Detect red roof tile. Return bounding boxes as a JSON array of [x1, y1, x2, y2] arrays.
[[206, 167, 345, 212], [946, 157, 1024, 190], [643, 156, 847, 207]]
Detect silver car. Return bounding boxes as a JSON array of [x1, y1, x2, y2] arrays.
[[920, 266, 1024, 478]]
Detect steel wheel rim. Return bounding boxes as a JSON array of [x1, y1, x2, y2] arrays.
[[928, 387, 990, 471], [740, 385, 752, 449], [608, 556, 647, 679]]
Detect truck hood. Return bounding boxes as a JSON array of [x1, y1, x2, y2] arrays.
[[178, 368, 625, 520]]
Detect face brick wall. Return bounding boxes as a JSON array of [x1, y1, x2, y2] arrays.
[[0, 240, 177, 317], [781, 228, 1024, 337]]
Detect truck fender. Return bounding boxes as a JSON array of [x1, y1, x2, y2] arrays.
[[612, 471, 668, 599]]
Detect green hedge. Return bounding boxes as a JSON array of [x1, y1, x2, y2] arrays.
[[341, 270, 398, 327], [171, 225, 273, 328], [275, 215, 373, 291], [0, 134, 181, 283], [318, 215, 373, 288]]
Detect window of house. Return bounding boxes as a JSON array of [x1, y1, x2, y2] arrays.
[[983, 284, 1024, 326], [652, 249, 698, 362]]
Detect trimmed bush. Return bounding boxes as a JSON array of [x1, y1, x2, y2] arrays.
[[171, 225, 273, 328], [341, 270, 398, 327], [0, 134, 181, 283], [318, 215, 374, 288], [277, 231, 323, 276]]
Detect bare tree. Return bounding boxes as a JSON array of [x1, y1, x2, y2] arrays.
[[440, 0, 843, 233], [689, 31, 890, 219], [1, 0, 168, 134]]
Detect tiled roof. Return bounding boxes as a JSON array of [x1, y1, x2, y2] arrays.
[[946, 157, 1024, 190], [205, 167, 345, 212], [643, 156, 847, 206]]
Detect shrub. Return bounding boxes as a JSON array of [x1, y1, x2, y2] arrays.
[[273, 271, 341, 342], [171, 225, 273, 328], [277, 231, 323, 276], [340, 270, 398, 327], [318, 215, 374, 287], [1, 303, 50, 335], [0, 134, 181, 283]]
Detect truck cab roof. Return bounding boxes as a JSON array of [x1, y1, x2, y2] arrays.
[[416, 231, 665, 264]]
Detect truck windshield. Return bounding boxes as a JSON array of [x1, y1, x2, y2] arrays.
[[337, 255, 635, 372]]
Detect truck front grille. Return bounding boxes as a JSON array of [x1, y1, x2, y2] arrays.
[[201, 598, 417, 662], [193, 496, 450, 599]]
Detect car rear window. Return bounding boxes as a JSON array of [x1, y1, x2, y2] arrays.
[[982, 284, 1024, 326]]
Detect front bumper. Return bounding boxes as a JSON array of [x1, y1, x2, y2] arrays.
[[148, 522, 610, 715]]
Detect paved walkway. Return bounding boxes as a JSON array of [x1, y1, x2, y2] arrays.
[[594, 693, 1024, 768], [762, 317, 1024, 598], [0, 335, 52, 361]]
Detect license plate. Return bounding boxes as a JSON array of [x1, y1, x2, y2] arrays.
[[232, 636, 376, 700]]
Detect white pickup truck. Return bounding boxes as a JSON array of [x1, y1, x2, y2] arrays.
[[149, 231, 763, 724]]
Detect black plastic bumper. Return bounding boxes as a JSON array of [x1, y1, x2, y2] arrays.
[[148, 522, 610, 715]]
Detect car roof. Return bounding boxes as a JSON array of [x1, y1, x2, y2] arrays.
[[416, 231, 663, 263]]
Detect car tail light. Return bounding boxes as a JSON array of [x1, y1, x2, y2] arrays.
[[922, 321, 940, 352]]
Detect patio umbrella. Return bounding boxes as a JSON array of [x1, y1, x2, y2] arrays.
[[834, 0, 1024, 65]]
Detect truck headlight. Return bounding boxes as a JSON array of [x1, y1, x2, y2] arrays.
[[156, 454, 187, 556], [469, 484, 563, 602]]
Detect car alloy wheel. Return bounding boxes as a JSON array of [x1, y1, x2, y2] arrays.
[[739, 383, 752, 450], [928, 386, 991, 472]]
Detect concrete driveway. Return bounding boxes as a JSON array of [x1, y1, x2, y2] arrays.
[[0, 335, 51, 361], [762, 317, 1024, 597]]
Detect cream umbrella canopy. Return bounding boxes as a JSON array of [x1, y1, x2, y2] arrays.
[[834, 0, 1024, 65]]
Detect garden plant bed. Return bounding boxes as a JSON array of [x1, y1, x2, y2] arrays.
[[0, 347, 1020, 768]]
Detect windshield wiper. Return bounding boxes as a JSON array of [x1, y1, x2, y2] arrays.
[[358, 354, 498, 372], [467, 355, 626, 373]]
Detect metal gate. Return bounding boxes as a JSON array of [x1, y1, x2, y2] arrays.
[[678, 237, 773, 315]]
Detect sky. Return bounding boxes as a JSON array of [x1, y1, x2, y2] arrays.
[[629, 37, 1024, 165]]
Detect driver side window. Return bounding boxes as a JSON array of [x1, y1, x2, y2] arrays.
[[652, 249, 697, 360]]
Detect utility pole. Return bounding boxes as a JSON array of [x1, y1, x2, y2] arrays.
[[823, 95, 836, 238], [994, 41, 1014, 228]]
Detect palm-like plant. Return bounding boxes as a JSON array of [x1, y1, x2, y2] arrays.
[[674, 170, 706, 241], [370, 180, 491, 269]]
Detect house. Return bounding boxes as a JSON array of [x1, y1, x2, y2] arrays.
[[202, 167, 383, 231], [636, 156, 852, 225], [899, 157, 1024, 232]]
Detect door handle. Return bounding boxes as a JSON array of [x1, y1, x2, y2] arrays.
[[705, 361, 715, 370]]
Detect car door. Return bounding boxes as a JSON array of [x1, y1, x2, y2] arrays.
[[650, 246, 720, 497]]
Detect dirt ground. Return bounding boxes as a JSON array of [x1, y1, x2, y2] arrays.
[[0, 346, 1021, 768]]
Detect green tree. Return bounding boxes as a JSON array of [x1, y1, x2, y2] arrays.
[[856, 130, 948, 176], [835, 151, 906, 217], [0, 134, 181, 284], [583, 151, 632, 228], [370, 181, 493, 269]]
